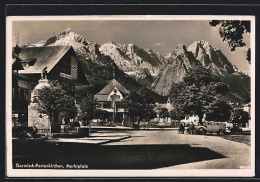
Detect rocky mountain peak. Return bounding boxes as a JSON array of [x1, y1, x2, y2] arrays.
[[174, 44, 188, 55], [146, 48, 154, 54], [187, 40, 235, 74], [43, 28, 90, 47], [198, 40, 211, 48], [64, 28, 72, 34], [107, 41, 117, 45]]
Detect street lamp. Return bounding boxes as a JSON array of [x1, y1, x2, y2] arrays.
[[110, 89, 120, 126]]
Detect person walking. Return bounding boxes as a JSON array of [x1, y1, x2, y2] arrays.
[[179, 123, 184, 134], [186, 122, 190, 134], [190, 122, 195, 135]]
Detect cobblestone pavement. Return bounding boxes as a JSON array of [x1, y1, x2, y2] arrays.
[[104, 130, 251, 169]]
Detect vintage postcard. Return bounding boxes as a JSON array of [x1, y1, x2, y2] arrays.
[[6, 15, 255, 177]]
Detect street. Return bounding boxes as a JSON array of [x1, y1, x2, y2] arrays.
[[13, 129, 251, 169], [104, 129, 251, 169]]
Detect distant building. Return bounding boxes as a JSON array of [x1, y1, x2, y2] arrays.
[[243, 102, 251, 128], [181, 115, 201, 125], [12, 46, 88, 127], [243, 102, 251, 113], [95, 79, 129, 125]]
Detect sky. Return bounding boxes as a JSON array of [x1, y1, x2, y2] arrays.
[[11, 19, 251, 75]]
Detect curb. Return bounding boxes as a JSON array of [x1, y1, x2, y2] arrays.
[[98, 135, 131, 145]]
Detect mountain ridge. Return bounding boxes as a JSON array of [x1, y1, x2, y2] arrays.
[[26, 28, 250, 102]]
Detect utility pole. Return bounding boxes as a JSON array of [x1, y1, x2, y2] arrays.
[[110, 89, 119, 126]]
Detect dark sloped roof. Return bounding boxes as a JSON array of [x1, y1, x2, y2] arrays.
[[96, 79, 129, 95], [19, 46, 71, 74]]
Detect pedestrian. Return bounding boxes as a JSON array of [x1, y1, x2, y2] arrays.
[[190, 122, 195, 135], [186, 122, 190, 134], [179, 123, 184, 134]]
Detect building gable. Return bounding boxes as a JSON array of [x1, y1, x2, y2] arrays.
[[95, 79, 129, 102], [97, 79, 129, 95], [107, 87, 124, 101]]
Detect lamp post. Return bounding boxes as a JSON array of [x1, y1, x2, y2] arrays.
[[110, 89, 120, 126]]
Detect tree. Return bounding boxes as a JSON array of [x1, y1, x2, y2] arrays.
[[209, 20, 251, 63], [123, 88, 156, 129], [170, 109, 185, 121], [158, 107, 170, 122], [78, 93, 97, 126], [205, 100, 232, 122], [230, 108, 249, 127], [138, 89, 157, 122], [95, 109, 110, 122], [38, 80, 78, 133], [169, 67, 228, 125]]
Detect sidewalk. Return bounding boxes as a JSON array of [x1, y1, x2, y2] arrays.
[[89, 126, 179, 130], [46, 126, 179, 145], [46, 130, 131, 145]]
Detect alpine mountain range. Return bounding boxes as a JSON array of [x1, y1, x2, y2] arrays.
[[26, 28, 250, 103]]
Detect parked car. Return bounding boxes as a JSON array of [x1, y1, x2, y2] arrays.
[[194, 121, 226, 136], [12, 126, 39, 138], [229, 123, 243, 134]]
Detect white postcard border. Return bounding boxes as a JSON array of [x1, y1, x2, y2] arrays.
[[6, 15, 255, 178]]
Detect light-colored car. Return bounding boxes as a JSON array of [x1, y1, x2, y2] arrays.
[[194, 121, 226, 136]]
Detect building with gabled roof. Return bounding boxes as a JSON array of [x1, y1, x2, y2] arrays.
[[19, 46, 71, 74], [95, 79, 130, 125], [96, 79, 129, 101], [18, 46, 87, 84], [12, 45, 88, 127]]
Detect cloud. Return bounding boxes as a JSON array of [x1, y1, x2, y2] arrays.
[[154, 42, 164, 46]]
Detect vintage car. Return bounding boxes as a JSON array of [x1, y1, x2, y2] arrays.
[[194, 121, 226, 136]]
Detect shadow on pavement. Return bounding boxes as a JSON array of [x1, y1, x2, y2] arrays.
[[13, 139, 225, 169]]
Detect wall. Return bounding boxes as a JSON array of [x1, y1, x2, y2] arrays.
[[28, 103, 50, 134]]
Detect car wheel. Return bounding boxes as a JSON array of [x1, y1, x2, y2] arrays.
[[199, 127, 206, 135], [193, 130, 197, 135], [218, 129, 225, 136]]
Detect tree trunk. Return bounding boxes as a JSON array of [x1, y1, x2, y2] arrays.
[[88, 121, 91, 136], [198, 113, 204, 125], [138, 116, 143, 130], [51, 112, 60, 133]]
